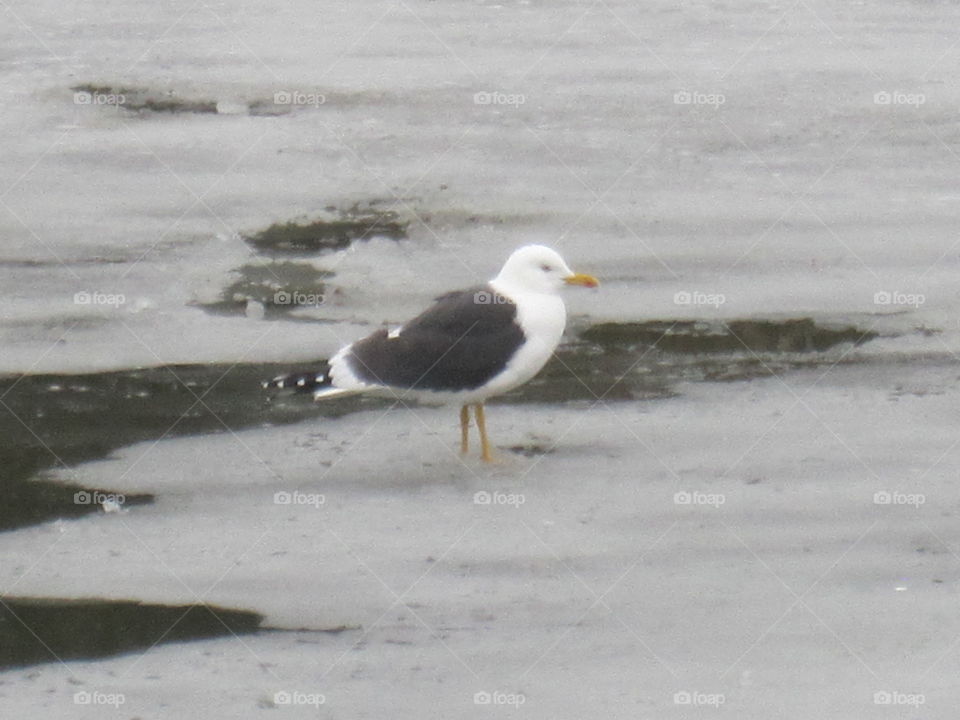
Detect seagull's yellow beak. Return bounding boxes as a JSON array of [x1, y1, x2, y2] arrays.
[[564, 272, 599, 288]]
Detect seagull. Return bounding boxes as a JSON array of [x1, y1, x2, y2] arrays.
[[265, 245, 598, 462]]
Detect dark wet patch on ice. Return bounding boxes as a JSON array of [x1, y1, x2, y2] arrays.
[[70, 83, 371, 117], [244, 202, 408, 257], [72, 84, 219, 114], [0, 317, 879, 531], [0, 597, 262, 670], [196, 203, 409, 320], [283, 624, 357, 636], [197, 261, 335, 319], [0, 257, 128, 268], [0, 362, 400, 529], [203, 202, 408, 316], [505, 317, 879, 403], [507, 444, 554, 457], [0, 363, 370, 531], [0, 473, 152, 532], [1, 315, 113, 333], [579, 318, 876, 354]]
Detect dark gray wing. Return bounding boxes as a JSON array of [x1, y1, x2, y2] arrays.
[[345, 285, 525, 391]]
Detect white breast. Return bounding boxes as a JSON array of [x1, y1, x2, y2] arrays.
[[483, 283, 567, 397]]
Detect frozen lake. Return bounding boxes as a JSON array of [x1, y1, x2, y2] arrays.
[[1, 0, 959, 717]]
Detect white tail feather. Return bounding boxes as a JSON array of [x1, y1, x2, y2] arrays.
[[312, 386, 369, 402]]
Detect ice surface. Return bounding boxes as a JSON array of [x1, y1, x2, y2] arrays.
[[2, 0, 960, 717], [3, 0, 960, 372], [3, 368, 959, 717]]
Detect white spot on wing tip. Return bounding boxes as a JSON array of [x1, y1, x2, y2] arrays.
[[387, 327, 402, 339]]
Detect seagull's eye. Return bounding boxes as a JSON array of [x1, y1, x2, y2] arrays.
[[540, 264, 552, 272]]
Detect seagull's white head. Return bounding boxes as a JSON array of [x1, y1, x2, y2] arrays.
[[492, 244, 599, 295]]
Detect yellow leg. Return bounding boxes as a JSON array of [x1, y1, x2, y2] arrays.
[[460, 405, 470, 455], [474, 403, 494, 463]]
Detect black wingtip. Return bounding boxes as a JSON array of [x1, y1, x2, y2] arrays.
[[263, 362, 333, 394]]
